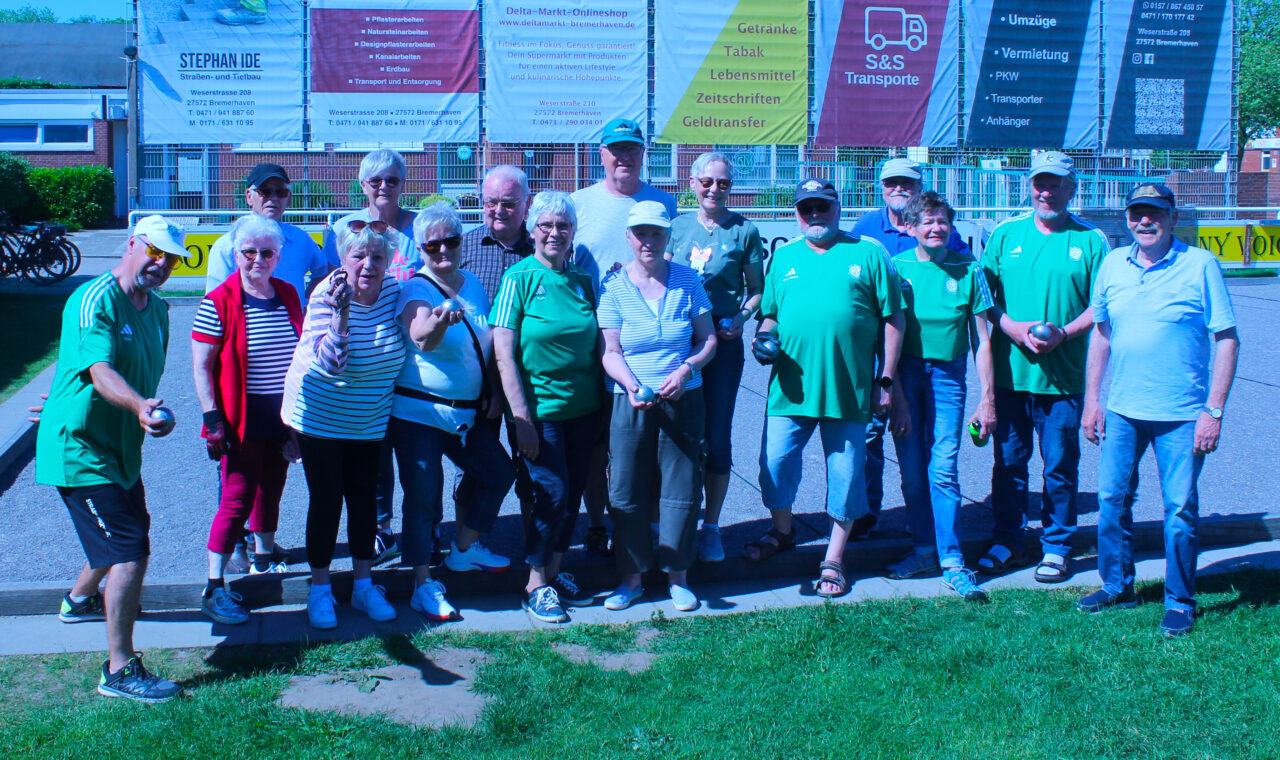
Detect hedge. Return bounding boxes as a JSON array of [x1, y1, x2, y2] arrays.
[[27, 165, 115, 229], [0, 152, 33, 219]]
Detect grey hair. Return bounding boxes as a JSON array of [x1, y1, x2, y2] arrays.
[[336, 223, 394, 261], [230, 213, 284, 253], [525, 191, 576, 233], [358, 149, 406, 183], [484, 165, 530, 197], [413, 200, 463, 241], [690, 151, 735, 181]]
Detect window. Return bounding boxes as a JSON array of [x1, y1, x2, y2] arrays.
[[1262, 151, 1273, 172], [647, 143, 676, 182], [0, 124, 37, 143], [43, 124, 89, 143], [0, 121, 93, 150]]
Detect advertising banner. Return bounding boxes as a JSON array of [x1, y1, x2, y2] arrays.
[[484, 0, 647, 144], [963, 0, 1100, 148], [309, 0, 479, 143], [813, 0, 958, 147], [653, 0, 808, 145], [1103, 0, 1232, 151], [137, 0, 304, 144]]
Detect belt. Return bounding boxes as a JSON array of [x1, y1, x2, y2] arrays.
[[394, 385, 481, 410]]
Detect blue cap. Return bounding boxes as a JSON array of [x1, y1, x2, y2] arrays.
[[601, 118, 644, 146]]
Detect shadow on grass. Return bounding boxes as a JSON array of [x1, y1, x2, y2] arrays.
[[1134, 562, 1280, 611], [0, 292, 68, 401]]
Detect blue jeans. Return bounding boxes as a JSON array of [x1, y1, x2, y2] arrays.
[[1097, 412, 1203, 612], [893, 355, 967, 566], [864, 413, 887, 518], [390, 417, 514, 568], [991, 389, 1081, 556], [702, 334, 744, 474], [759, 416, 868, 523], [521, 412, 599, 569]]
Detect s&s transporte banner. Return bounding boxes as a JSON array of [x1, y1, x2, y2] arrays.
[[963, 0, 1100, 148], [653, 0, 808, 145], [138, 0, 304, 144], [483, 0, 647, 144], [813, 0, 959, 147], [309, 0, 479, 144]]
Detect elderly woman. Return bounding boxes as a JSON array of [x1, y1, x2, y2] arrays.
[[597, 201, 717, 613], [281, 223, 406, 629], [884, 191, 996, 601], [666, 152, 764, 563], [192, 215, 303, 625], [388, 202, 513, 622], [491, 191, 602, 623]]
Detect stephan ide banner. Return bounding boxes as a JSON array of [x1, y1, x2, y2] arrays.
[[309, 0, 479, 143], [137, 0, 304, 143], [483, 0, 647, 143], [812, 0, 960, 147], [653, 0, 808, 145], [963, 0, 1101, 149], [1103, 0, 1232, 151]]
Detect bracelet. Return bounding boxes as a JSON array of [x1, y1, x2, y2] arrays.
[[683, 360, 697, 374]]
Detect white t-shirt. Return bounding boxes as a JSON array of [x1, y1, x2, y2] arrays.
[[570, 181, 678, 287]]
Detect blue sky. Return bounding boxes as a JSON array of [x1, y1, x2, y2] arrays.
[[0, 0, 130, 20]]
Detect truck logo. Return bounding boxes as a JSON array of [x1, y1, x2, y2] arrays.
[[865, 6, 928, 52]]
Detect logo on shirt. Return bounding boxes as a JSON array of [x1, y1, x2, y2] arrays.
[[535, 285, 547, 299], [946, 278, 959, 293], [1010, 246, 1023, 257], [689, 244, 712, 275], [120, 323, 134, 341], [1069, 246, 1083, 261], [849, 264, 862, 279], [783, 267, 799, 281]]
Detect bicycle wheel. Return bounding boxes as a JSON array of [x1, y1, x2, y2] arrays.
[[0, 234, 15, 279], [61, 238, 82, 276], [33, 241, 73, 284]]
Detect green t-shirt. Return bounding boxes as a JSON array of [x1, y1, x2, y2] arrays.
[[760, 234, 904, 421], [489, 256, 602, 421], [36, 273, 170, 488], [893, 248, 994, 362], [666, 211, 765, 320], [981, 213, 1108, 394]]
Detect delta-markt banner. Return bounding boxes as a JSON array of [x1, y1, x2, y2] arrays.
[[653, 0, 808, 145]]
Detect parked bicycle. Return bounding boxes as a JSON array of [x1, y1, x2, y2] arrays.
[[0, 211, 82, 285]]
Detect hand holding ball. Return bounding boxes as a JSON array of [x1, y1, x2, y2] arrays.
[[634, 385, 656, 403], [441, 299, 462, 313], [1029, 322, 1054, 341], [149, 406, 175, 437]]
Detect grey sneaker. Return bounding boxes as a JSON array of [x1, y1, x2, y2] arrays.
[[98, 654, 182, 703], [942, 567, 988, 602], [696, 524, 725, 563], [373, 530, 401, 565], [59, 592, 105, 623], [886, 551, 941, 580], [523, 585, 569, 623], [215, 6, 267, 25], [201, 587, 250, 625]]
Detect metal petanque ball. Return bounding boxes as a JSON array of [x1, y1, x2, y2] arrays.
[[441, 299, 463, 313], [718, 317, 735, 331], [1029, 322, 1054, 341], [150, 406, 175, 436], [634, 385, 656, 403]]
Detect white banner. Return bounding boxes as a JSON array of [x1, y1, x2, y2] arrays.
[[483, 0, 648, 143], [137, 0, 304, 144]]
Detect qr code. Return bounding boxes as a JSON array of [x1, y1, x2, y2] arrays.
[[1134, 78, 1185, 135]]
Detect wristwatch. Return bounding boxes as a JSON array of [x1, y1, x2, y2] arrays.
[[1205, 406, 1224, 420], [875, 376, 894, 390]]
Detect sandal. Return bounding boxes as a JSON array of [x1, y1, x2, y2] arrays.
[[977, 544, 1026, 575], [1034, 556, 1070, 584], [813, 560, 849, 598], [741, 525, 797, 562]]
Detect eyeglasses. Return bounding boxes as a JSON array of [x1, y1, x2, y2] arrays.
[[484, 198, 523, 211], [363, 176, 401, 188], [420, 235, 462, 254], [697, 177, 732, 191], [534, 221, 573, 234], [882, 178, 918, 190], [346, 219, 389, 234], [251, 185, 290, 198], [238, 247, 278, 261], [142, 242, 182, 267], [796, 200, 832, 215], [604, 143, 644, 156]]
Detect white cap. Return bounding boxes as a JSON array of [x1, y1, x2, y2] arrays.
[[1028, 150, 1074, 178], [879, 158, 923, 181], [626, 200, 671, 229], [132, 215, 187, 257]]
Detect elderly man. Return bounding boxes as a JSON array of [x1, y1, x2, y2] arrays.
[[979, 151, 1109, 582], [460, 165, 535, 301], [571, 118, 679, 554], [850, 157, 971, 539], [746, 178, 905, 599], [205, 163, 335, 297], [36, 216, 186, 702], [1078, 183, 1238, 637]]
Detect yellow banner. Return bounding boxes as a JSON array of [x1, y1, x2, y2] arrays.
[[1176, 223, 1280, 265], [169, 231, 326, 276]]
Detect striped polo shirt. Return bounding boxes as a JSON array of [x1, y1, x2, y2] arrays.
[[193, 293, 299, 394]]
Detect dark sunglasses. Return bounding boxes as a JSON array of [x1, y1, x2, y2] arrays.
[[252, 185, 290, 198], [420, 235, 462, 254], [347, 219, 389, 234], [797, 199, 832, 215], [238, 247, 278, 261], [697, 177, 732, 191]]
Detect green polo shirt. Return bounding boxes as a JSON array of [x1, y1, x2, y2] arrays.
[[490, 256, 602, 421], [667, 211, 765, 320], [981, 213, 1108, 394], [893, 248, 994, 362], [760, 234, 904, 421], [36, 273, 170, 489]]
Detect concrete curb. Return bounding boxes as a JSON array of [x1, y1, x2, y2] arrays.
[[3, 514, 1277, 617], [0, 363, 56, 477]]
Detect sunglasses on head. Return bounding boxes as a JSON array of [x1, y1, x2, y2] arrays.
[[364, 176, 401, 188], [697, 177, 732, 191], [143, 242, 182, 267], [347, 219, 389, 234], [797, 199, 832, 215], [420, 235, 462, 254], [238, 247, 278, 261]]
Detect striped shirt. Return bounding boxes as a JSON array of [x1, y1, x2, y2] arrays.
[[193, 293, 299, 394], [597, 262, 711, 393], [280, 270, 406, 440]]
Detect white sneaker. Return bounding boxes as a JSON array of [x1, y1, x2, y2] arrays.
[[351, 583, 397, 622], [669, 584, 700, 612], [696, 524, 725, 563], [444, 539, 511, 573], [307, 589, 338, 630], [411, 579, 460, 622]]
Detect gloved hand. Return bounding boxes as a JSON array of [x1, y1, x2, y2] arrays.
[[203, 410, 232, 461], [752, 331, 781, 365]]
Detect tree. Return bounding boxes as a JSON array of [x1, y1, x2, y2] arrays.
[[0, 5, 56, 22], [1239, 0, 1280, 150]]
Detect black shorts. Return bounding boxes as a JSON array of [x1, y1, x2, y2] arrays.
[[58, 480, 151, 568]]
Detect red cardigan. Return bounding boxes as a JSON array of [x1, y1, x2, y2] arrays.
[[194, 272, 303, 443]]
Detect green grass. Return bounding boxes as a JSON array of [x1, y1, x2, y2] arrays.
[[3, 570, 1280, 759], [0, 292, 67, 403]]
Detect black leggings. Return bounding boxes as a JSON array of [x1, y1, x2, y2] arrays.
[[297, 433, 382, 569]]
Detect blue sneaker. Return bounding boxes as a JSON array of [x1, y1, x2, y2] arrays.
[[201, 587, 250, 625], [1160, 608, 1195, 637], [942, 567, 988, 602], [1078, 588, 1138, 614], [523, 585, 569, 624], [307, 589, 338, 630]]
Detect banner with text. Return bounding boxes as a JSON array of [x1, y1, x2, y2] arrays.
[[309, 0, 478, 143], [653, 0, 807, 145], [484, 0, 647, 144], [137, 0, 303, 143], [1104, 0, 1231, 150], [813, 0, 958, 147], [963, 0, 1100, 148]]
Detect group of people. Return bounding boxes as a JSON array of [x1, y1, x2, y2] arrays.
[[34, 119, 1238, 703]]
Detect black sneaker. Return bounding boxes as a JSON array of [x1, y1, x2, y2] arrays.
[[584, 525, 613, 557], [373, 530, 401, 565], [523, 586, 569, 624], [97, 654, 182, 703], [849, 513, 878, 541], [1160, 608, 1195, 637], [552, 572, 594, 607], [1077, 587, 1138, 614], [59, 592, 105, 623]]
